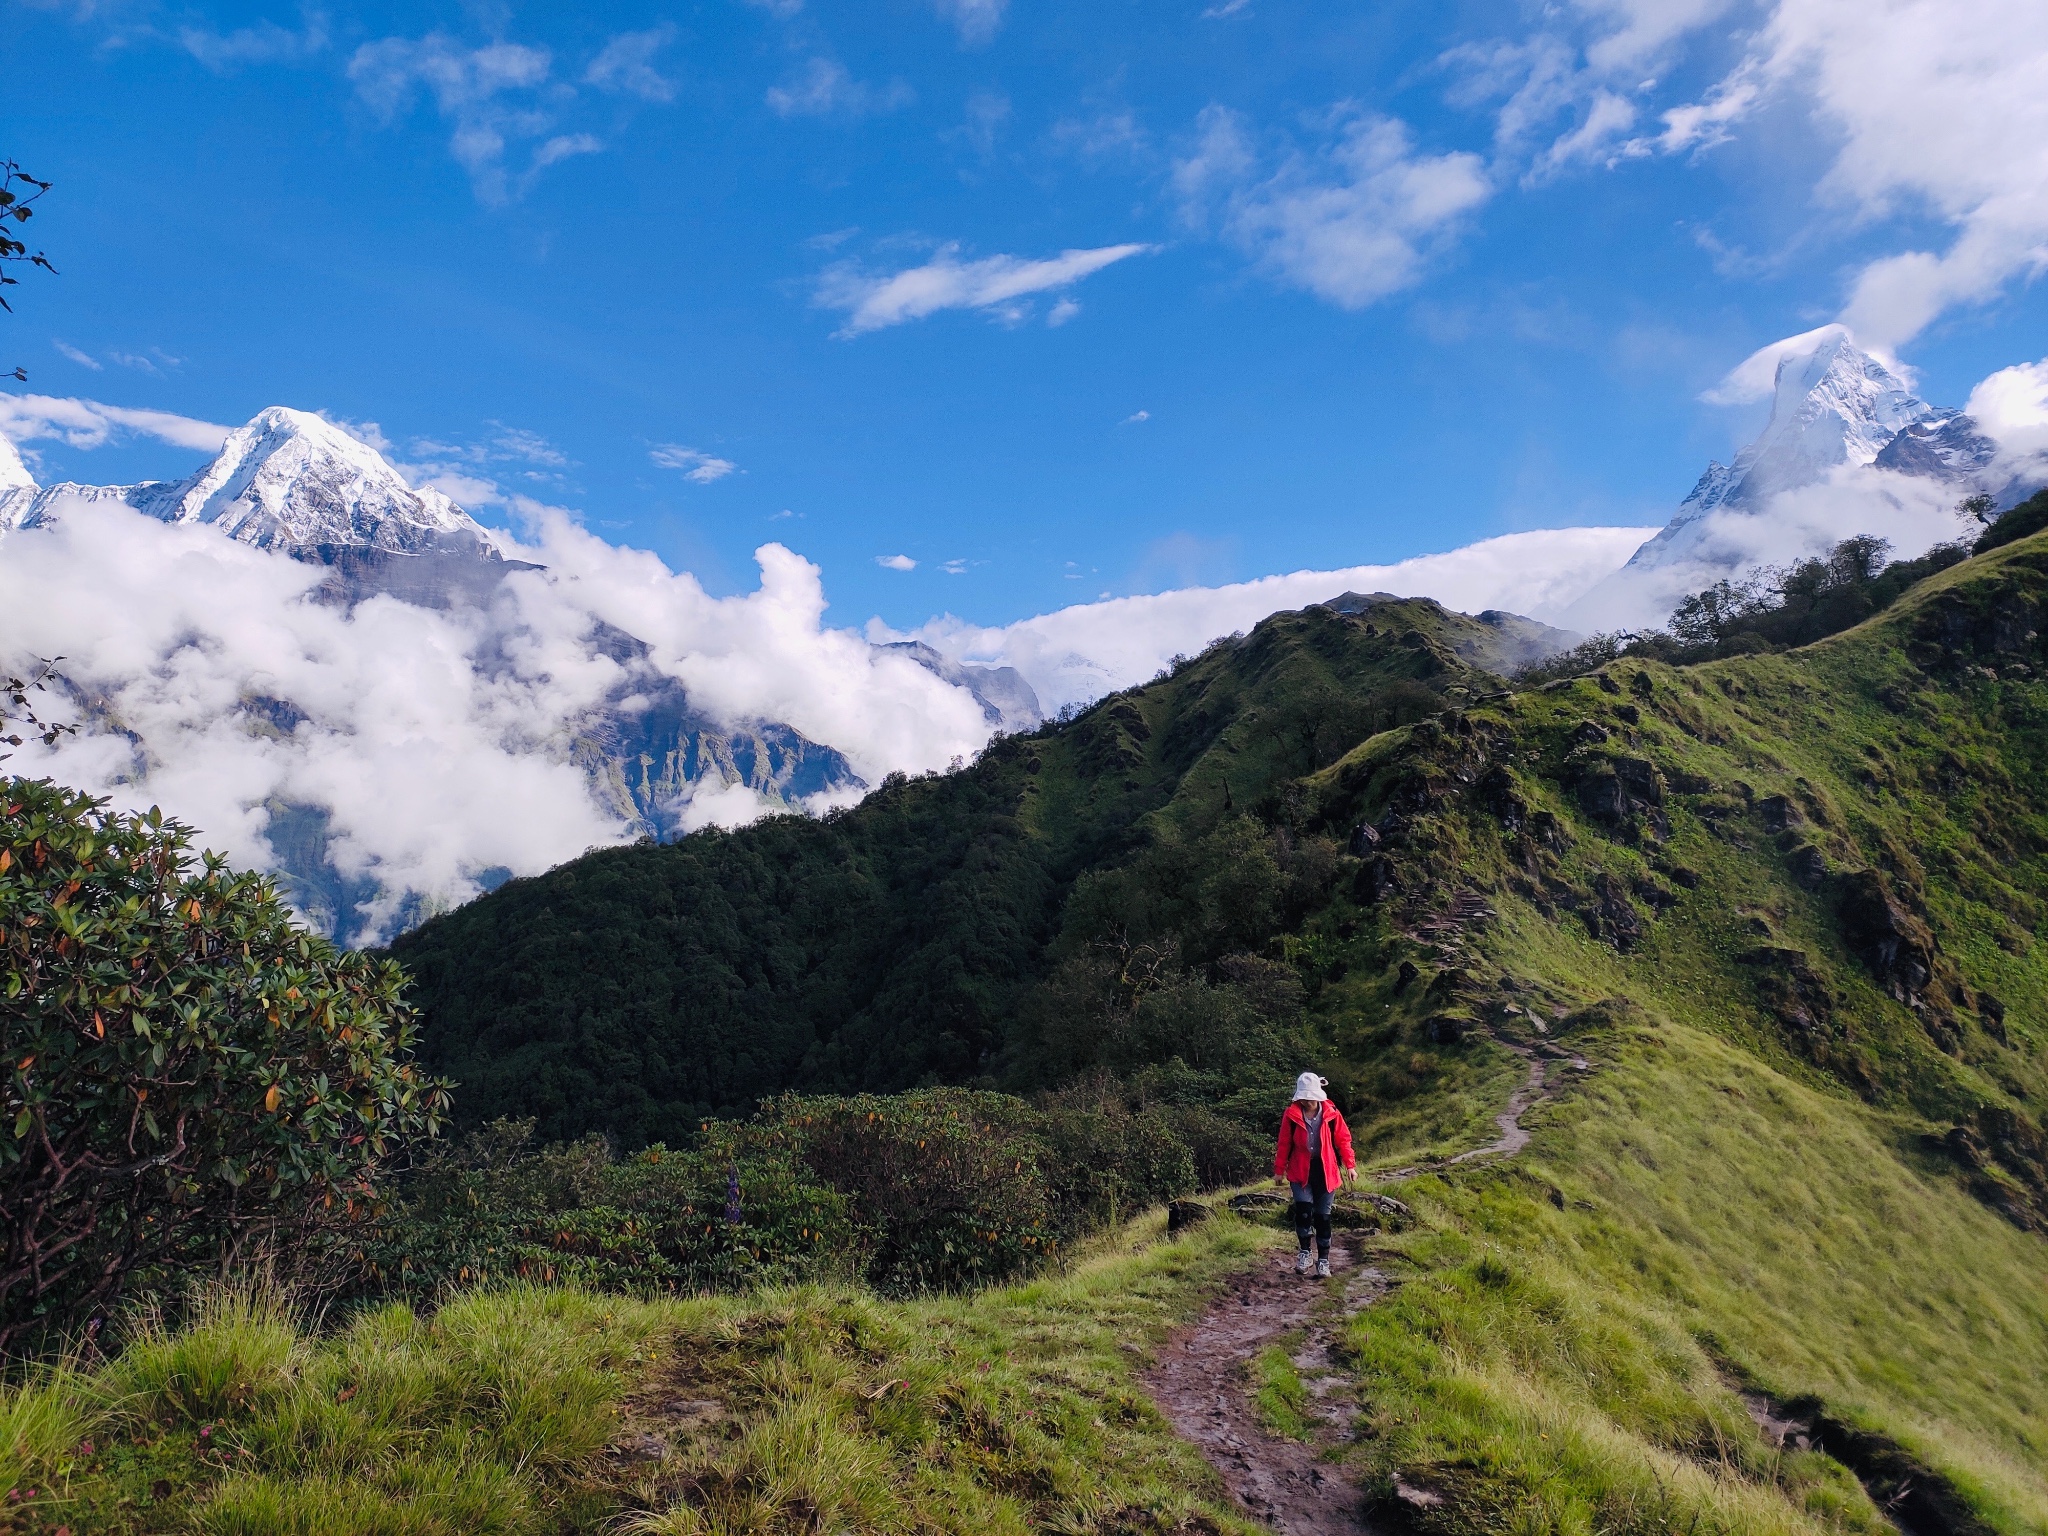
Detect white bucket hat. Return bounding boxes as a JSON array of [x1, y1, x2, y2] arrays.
[[1292, 1071, 1328, 1102]]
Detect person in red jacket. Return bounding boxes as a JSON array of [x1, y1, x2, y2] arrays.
[[1272, 1071, 1355, 1278]]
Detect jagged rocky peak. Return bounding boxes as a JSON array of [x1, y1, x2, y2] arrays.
[[12, 405, 499, 560], [881, 641, 1042, 732], [1629, 327, 1940, 570], [150, 407, 497, 559]]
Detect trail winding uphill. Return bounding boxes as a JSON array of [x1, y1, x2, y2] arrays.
[[1145, 1029, 1575, 1534]]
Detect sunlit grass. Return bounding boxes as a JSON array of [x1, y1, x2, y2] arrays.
[[0, 1213, 1269, 1536]]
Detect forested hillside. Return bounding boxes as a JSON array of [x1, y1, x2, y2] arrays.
[[392, 595, 1553, 1142]]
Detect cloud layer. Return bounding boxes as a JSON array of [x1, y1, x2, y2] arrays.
[[0, 499, 995, 942], [905, 525, 1656, 712]]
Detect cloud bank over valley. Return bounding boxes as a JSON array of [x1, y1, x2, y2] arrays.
[[5, 335, 2048, 942]]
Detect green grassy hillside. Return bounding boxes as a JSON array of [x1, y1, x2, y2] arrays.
[[1283, 530, 2048, 1530], [392, 596, 1543, 1142], [365, 524, 2048, 1531], [0, 1214, 1272, 1536]]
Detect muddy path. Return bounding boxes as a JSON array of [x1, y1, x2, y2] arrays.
[[1147, 1028, 1580, 1533], [1144, 1240, 1390, 1536]]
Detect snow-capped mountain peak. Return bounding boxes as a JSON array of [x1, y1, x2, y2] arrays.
[[153, 406, 493, 557], [1627, 328, 1940, 570], [0, 429, 36, 533], [7, 405, 497, 559]]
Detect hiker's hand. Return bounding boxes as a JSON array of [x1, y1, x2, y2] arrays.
[[1273, 1176, 1285, 1188]]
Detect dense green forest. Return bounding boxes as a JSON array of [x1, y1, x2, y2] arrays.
[[391, 595, 1556, 1142]]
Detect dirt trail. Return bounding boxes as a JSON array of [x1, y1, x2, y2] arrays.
[[1147, 1027, 1580, 1533], [1449, 1034, 1590, 1164], [1144, 1241, 1389, 1536]]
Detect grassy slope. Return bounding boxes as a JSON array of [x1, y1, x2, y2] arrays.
[[1, 1214, 1274, 1536], [1290, 533, 2048, 1531]]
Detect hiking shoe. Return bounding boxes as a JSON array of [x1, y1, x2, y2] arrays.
[[1295, 1250, 1313, 1274], [1316, 1258, 1332, 1279]]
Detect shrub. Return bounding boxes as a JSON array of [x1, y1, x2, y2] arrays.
[[357, 1087, 1208, 1302], [1031, 1080, 1198, 1224], [737, 1090, 1068, 1293], [349, 1120, 856, 1301], [0, 779, 449, 1356], [1155, 1103, 1268, 1191]]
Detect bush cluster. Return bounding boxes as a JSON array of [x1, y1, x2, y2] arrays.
[[1, 779, 448, 1357], [355, 1085, 1218, 1299], [1520, 531, 1978, 683]]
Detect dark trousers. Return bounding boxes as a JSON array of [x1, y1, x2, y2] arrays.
[[1289, 1180, 1333, 1257]]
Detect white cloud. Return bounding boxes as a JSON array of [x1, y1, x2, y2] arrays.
[[1700, 322, 1854, 405], [384, 423, 567, 504], [672, 780, 779, 834], [817, 241, 1152, 336], [1652, 64, 1758, 155], [766, 58, 914, 118], [933, 0, 1006, 46], [649, 444, 738, 483], [908, 525, 1656, 712], [533, 133, 603, 171], [1202, 0, 1253, 17], [52, 341, 100, 371], [876, 553, 917, 571], [0, 502, 997, 942], [1531, 89, 1638, 177], [348, 34, 561, 204], [488, 425, 566, 467], [180, 12, 330, 70], [1474, 0, 2048, 348], [950, 89, 1011, 157], [584, 26, 678, 102], [1967, 357, 2048, 463], [1767, 0, 2048, 349], [320, 414, 392, 452], [1174, 105, 1490, 309], [0, 394, 233, 454], [1046, 297, 1081, 326], [1122, 409, 1150, 425], [1049, 110, 1149, 161], [1572, 0, 1735, 73]]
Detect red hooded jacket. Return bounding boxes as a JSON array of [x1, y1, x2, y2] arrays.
[[1273, 1100, 1355, 1187]]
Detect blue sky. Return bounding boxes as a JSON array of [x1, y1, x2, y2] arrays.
[[7, 0, 2047, 629]]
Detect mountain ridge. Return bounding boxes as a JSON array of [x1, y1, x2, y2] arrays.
[[386, 512, 2048, 1526]]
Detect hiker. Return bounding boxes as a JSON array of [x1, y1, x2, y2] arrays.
[[1273, 1071, 1355, 1278]]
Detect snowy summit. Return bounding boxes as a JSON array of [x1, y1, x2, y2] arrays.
[[3, 406, 498, 559]]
